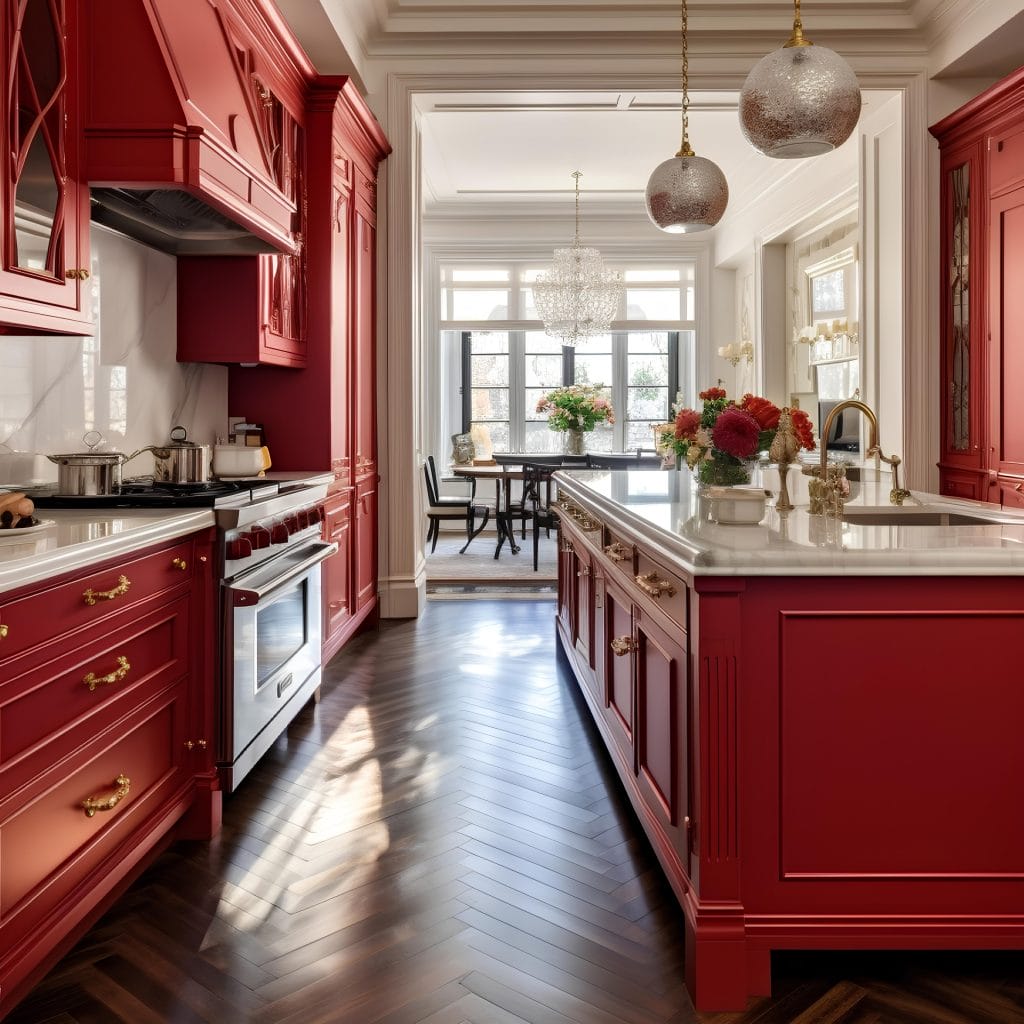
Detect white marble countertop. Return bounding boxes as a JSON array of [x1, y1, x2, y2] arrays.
[[554, 465, 1024, 576], [0, 509, 215, 597]]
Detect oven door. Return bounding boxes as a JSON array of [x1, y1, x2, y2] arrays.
[[221, 539, 337, 790]]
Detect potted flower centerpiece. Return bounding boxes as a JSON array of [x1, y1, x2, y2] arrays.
[[657, 387, 815, 486], [536, 384, 615, 455]]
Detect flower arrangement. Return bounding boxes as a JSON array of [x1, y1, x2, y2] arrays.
[[535, 384, 615, 433], [657, 387, 815, 485]]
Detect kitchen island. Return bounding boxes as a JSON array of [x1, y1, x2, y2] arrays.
[[552, 466, 1024, 1012]]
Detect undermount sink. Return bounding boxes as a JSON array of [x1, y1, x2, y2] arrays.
[[841, 508, 1014, 527]]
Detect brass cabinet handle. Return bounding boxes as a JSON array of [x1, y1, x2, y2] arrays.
[[635, 571, 676, 599], [0, 624, 7, 640], [1016, 483, 1023, 493], [82, 773, 131, 817], [64, 268, 90, 280], [610, 636, 636, 657], [83, 575, 131, 606], [184, 739, 208, 751], [83, 655, 130, 692], [604, 542, 630, 562], [171, 557, 188, 571]]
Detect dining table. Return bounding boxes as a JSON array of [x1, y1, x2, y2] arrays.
[[451, 463, 526, 559]]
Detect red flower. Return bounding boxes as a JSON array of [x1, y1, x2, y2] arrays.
[[711, 407, 760, 459], [699, 386, 727, 402], [790, 407, 816, 450], [740, 394, 780, 431], [674, 408, 701, 440]]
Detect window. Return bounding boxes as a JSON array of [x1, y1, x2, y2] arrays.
[[462, 330, 680, 454], [804, 248, 858, 366], [445, 261, 694, 456]]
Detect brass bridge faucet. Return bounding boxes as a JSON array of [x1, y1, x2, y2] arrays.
[[813, 400, 911, 511]]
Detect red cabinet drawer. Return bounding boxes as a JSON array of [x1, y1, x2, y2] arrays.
[[634, 551, 688, 633], [0, 692, 186, 936], [0, 539, 194, 664], [0, 597, 189, 770]]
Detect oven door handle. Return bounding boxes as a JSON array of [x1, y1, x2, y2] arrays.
[[228, 541, 338, 606]]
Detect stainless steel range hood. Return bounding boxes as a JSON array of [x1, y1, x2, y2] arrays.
[[83, 0, 298, 256], [89, 189, 281, 256]]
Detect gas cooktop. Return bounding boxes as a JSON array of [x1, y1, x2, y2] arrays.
[[25, 478, 282, 509]]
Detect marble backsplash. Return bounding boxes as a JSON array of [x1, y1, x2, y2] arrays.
[[0, 225, 227, 484]]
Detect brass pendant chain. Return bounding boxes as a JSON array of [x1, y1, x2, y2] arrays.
[[786, 0, 812, 47], [677, 0, 694, 158], [572, 170, 582, 246]]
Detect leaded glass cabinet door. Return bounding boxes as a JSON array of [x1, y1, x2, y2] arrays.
[[937, 142, 986, 500], [1, 0, 90, 331]]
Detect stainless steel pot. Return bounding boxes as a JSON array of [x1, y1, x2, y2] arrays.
[[149, 426, 211, 484], [47, 431, 142, 495]]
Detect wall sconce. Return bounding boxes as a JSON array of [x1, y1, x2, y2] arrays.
[[718, 341, 754, 366], [795, 320, 859, 364]]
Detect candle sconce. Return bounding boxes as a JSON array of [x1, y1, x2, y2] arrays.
[[795, 319, 859, 364], [718, 340, 754, 367]]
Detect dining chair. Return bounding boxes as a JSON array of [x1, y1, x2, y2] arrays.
[[520, 461, 561, 570], [422, 455, 490, 553]]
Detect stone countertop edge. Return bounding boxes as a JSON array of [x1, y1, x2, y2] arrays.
[[0, 509, 216, 598], [553, 470, 1024, 577]]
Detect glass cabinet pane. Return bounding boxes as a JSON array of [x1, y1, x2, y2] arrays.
[[950, 162, 970, 452]]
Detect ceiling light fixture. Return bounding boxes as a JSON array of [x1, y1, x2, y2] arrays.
[[644, 0, 728, 233], [739, 0, 861, 159], [532, 171, 623, 347]]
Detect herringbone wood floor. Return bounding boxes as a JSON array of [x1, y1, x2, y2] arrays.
[[9, 600, 1024, 1023]]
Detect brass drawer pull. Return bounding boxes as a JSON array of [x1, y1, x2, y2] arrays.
[[184, 739, 208, 751], [82, 773, 131, 817], [635, 571, 677, 599], [0, 624, 7, 640], [1016, 482, 1023, 493], [83, 574, 131, 606], [171, 556, 188, 571], [83, 655, 130, 692], [610, 636, 636, 657], [604, 542, 630, 562], [65, 268, 90, 280]]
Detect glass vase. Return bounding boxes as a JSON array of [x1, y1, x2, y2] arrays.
[[697, 453, 754, 487], [564, 429, 585, 456]]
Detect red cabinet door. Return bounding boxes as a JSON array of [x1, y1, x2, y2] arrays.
[[0, 0, 91, 334], [354, 480, 377, 612], [603, 579, 635, 764], [353, 205, 377, 479], [989, 184, 1024, 493], [329, 176, 352, 480], [322, 491, 353, 659]]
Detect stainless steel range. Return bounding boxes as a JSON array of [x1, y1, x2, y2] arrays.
[[30, 478, 336, 791]]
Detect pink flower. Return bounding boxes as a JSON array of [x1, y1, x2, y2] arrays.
[[711, 406, 760, 459]]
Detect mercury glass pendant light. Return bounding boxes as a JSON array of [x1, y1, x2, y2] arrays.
[[532, 171, 623, 347], [644, 0, 728, 233], [739, 0, 861, 159]]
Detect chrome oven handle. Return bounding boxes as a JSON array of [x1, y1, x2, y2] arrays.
[[228, 541, 338, 607]]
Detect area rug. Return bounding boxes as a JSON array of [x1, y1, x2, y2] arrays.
[[425, 527, 558, 588]]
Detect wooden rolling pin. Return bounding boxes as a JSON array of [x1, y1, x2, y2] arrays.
[[0, 491, 34, 519]]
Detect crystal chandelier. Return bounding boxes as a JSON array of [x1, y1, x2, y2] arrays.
[[739, 0, 861, 159], [644, 0, 728, 233], [533, 172, 623, 347]]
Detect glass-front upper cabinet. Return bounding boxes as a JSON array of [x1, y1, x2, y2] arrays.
[[934, 141, 985, 499], [1, 0, 91, 333]]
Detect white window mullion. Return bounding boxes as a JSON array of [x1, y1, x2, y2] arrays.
[[612, 332, 628, 451], [509, 330, 526, 451]]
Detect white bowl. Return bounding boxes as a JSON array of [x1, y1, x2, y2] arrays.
[[704, 485, 770, 526]]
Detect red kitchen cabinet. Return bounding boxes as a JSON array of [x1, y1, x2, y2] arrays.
[[0, 531, 220, 1019], [0, 0, 92, 335], [228, 78, 389, 658], [322, 490, 354, 663], [931, 66, 1024, 505]]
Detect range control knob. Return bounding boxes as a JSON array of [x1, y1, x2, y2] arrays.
[[226, 536, 252, 561], [248, 525, 271, 549]]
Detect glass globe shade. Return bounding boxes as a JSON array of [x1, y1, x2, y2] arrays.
[[739, 44, 862, 159], [645, 154, 729, 233]]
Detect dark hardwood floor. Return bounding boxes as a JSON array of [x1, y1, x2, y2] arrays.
[[9, 599, 1024, 1023]]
